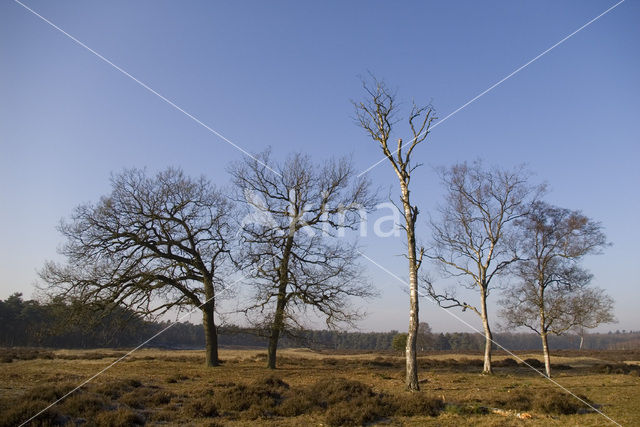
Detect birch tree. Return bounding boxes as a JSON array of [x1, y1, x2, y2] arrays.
[[499, 201, 613, 377], [353, 77, 436, 390], [426, 161, 541, 374]]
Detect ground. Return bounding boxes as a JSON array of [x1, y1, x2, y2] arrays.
[[0, 347, 638, 426]]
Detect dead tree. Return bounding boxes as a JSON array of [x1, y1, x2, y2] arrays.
[[40, 168, 233, 366], [426, 161, 542, 374], [353, 76, 436, 390], [499, 201, 614, 377], [230, 150, 376, 369]]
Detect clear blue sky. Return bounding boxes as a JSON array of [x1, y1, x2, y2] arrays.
[[1, 1, 638, 334]]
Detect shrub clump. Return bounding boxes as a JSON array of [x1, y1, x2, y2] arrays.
[[393, 393, 444, 417], [491, 391, 532, 411], [60, 393, 108, 417], [0, 400, 66, 427], [95, 378, 142, 399], [521, 358, 544, 369], [23, 382, 77, 402], [209, 376, 444, 424], [444, 403, 489, 415], [552, 364, 573, 370], [94, 407, 146, 426], [212, 376, 289, 418], [364, 357, 401, 368], [534, 391, 592, 415], [308, 377, 376, 407], [595, 363, 638, 375], [302, 378, 443, 426], [308, 378, 392, 426], [493, 357, 519, 367], [277, 393, 316, 417], [491, 389, 592, 415], [0, 348, 55, 362], [118, 386, 174, 409], [166, 373, 189, 383], [324, 401, 388, 426], [183, 398, 219, 418]]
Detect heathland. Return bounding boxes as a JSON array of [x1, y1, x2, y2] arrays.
[[1, 347, 638, 426]]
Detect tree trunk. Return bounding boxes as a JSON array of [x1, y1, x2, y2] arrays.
[[578, 328, 585, 350], [405, 268, 419, 390], [267, 235, 294, 370], [579, 334, 584, 350], [541, 331, 551, 377], [479, 287, 493, 374], [202, 276, 219, 367], [267, 284, 287, 369], [539, 287, 551, 377], [402, 184, 420, 391], [202, 305, 219, 367]]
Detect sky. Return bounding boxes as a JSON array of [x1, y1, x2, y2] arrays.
[[1, 0, 638, 335]]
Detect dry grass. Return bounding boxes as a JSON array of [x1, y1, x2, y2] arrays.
[[0, 347, 638, 426]]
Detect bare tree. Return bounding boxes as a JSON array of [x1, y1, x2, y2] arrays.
[[230, 150, 376, 369], [499, 201, 614, 377], [416, 322, 433, 351], [572, 287, 616, 350], [353, 76, 436, 390], [573, 325, 588, 350], [426, 161, 542, 374], [40, 168, 233, 367]]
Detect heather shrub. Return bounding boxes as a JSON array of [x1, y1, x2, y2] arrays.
[[183, 398, 219, 418], [521, 358, 544, 369], [95, 379, 142, 399], [23, 382, 76, 402], [212, 376, 287, 414], [493, 357, 519, 367], [534, 391, 591, 415], [0, 400, 66, 427], [60, 393, 108, 417], [119, 386, 174, 409], [394, 392, 444, 416], [94, 408, 145, 426]]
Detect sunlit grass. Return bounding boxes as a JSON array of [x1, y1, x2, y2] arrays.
[[0, 348, 638, 426]]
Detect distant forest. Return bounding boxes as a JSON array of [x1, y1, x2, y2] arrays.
[[2, 294, 638, 351]]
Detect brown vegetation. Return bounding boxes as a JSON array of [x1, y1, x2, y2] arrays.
[[1, 348, 638, 426]]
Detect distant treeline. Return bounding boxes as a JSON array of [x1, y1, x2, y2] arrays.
[[2, 294, 638, 351]]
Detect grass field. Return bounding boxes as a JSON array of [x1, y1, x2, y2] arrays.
[[1, 347, 638, 426]]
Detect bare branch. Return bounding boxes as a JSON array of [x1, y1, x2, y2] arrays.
[[39, 167, 234, 366], [230, 149, 377, 368], [353, 74, 436, 390]]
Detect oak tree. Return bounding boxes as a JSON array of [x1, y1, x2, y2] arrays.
[[40, 168, 233, 366], [231, 150, 376, 369]]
